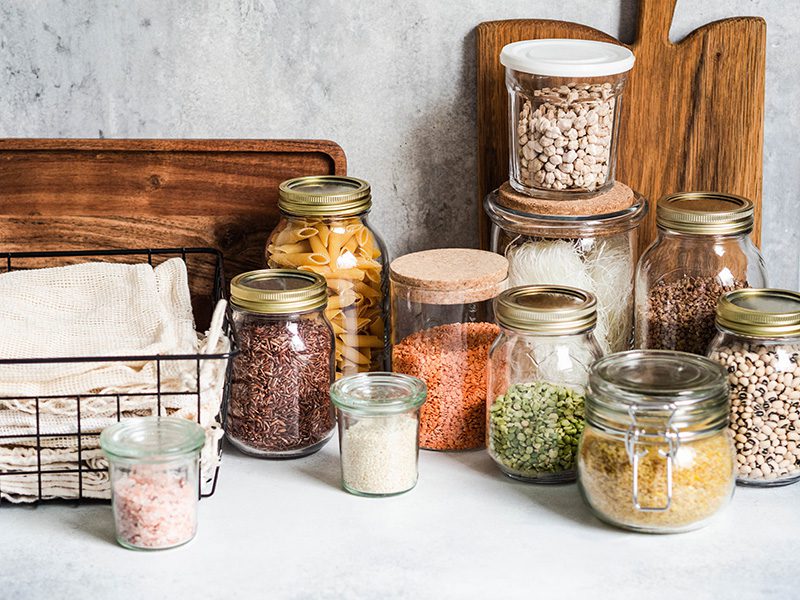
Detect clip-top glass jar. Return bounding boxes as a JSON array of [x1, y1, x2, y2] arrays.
[[636, 192, 767, 355], [331, 372, 427, 497], [485, 185, 646, 354], [578, 350, 735, 533], [227, 269, 335, 458], [488, 285, 603, 483], [500, 39, 635, 197], [709, 288, 800, 487], [100, 416, 205, 550], [390, 248, 508, 451], [266, 176, 389, 378]]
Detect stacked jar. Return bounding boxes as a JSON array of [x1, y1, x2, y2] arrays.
[[390, 248, 508, 451], [708, 288, 800, 487], [636, 192, 767, 355], [266, 176, 390, 378], [487, 39, 643, 355], [487, 285, 603, 482]]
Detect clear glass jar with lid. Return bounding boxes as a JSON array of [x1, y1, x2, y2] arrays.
[[100, 416, 205, 550], [487, 285, 603, 483], [500, 39, 635, 197], [636, 192, 768, 355], [485, 184, 646, 354], [708, 288, 800, 487], [266, 175, 389, 378], [331, 372, 427, 497], [390, 248, 508, 451], [227, 269, 335, 458], [578, 350, 735, 533]]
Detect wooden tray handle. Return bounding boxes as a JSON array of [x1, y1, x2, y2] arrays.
[[636, 0, 678, 47]]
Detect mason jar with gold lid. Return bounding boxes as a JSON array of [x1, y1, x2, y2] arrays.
[[266, 176, 389, 378], [487, 285, 603, 483], [635, 192, 767, 355], [226, 268, 336, 458], [709, 288, 800, 487]]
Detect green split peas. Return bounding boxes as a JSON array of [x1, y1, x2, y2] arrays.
[[489, 382, 585, 479]]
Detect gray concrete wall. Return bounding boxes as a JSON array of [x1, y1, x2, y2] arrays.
[[1, 0, 797, 286]]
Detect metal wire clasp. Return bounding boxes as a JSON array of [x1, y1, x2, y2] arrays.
[[624, 403, 680, 512]]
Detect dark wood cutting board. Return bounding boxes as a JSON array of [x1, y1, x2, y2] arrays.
[[477, 0, 766, 254], [0, 138, 346, 288]]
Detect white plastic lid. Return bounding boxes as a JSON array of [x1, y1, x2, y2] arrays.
[[500, 39, 635, 78]]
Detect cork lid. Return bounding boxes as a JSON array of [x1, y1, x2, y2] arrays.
[[390, 248, 508, 304], [497, 180, 635, 217]]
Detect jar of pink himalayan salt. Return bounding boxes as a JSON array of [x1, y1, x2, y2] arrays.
[[100, 416, 205, 550]]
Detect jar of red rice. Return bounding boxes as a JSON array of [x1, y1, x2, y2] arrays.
[[389, 249, 508, 451]]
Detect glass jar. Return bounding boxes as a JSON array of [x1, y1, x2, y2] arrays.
[[330, 372, 427, 497], [500, 39, 635, 198], [487, 285, 603, 483], [708, 288, 800, 487], [636, 192, 768, 355], [266, 176, 389, 378], [578, 350, 735, 533], [227, 269, 335, 458], [485, 187, 646, 354], [390, 248, 508, 451], [100, 416, 205, 550]]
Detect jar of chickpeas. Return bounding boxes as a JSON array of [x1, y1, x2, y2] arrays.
[[266, 176, 389, 378]]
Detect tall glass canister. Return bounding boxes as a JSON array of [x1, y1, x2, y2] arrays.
[[266, 176, 389, 378], [390, 248, 508, 451]]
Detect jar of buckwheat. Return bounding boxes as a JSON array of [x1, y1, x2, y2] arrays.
[[708, 288, 800, 487]]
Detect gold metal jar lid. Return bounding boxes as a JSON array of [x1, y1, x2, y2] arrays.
[[656, 192, 754, 235], [230, 269, 328, 314], [716, 288, 800, 338], [278, 175, 372, 217], [495, 285, 597, 335]]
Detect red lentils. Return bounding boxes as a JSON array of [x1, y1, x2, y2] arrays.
[[392, 322, 500, 451]]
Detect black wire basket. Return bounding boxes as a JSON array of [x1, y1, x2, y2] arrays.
[[0, 248, 237, 503]]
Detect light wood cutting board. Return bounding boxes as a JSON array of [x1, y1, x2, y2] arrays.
[[477, 0, 766, 254]]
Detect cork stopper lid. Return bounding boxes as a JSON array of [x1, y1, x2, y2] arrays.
[[497, 180, 635, 217], [390, 248, 508, 304]]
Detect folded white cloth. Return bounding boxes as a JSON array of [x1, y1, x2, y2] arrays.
[[0, 259, 230, 503]]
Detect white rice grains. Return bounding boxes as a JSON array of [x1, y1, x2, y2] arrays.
[[340, 415, 419, 496]]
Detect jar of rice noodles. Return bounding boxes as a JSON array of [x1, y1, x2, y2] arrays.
[[484, 182, 647, 354]]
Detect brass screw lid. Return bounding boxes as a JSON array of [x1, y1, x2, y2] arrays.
[[494, 285, 597, 335], [230, 269, 328, 314], [656, 192, 754, 235], [278, 175, 372, 217], [716, 288, 800, 338]]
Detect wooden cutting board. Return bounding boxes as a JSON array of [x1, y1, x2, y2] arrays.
[[0, 138, 346, 289], [477, 0, 766, 254]]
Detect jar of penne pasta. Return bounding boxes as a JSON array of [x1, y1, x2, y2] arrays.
[[390, 249, 509, 451], [267, 176, 390, 379]]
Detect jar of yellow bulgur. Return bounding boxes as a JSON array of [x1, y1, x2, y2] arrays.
[[578, 350, 735, 533]]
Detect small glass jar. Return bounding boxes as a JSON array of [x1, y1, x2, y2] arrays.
[[488, 285, 603, 483], [485, 187, 646, 354], [636, 192, 768, 355], [100, 416, 205, 550], [390, 248, 508, 451], [227, 269, 335, 458], [266, 176, 389, 379], [708, 288, 800, 487], [578, 350, 735, 533], [500, 39, 635, 198], [331, 372, 427, 497]]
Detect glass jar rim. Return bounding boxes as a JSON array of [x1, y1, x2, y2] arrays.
[[656, 192, 754, 236], [586, 350, 729, 435], [278, 175, 372, 217], [100, 416, 205, 461], [495, 284, 597, 334], [484, 190, 647, 238], [716, 288, 800, 338], [330, 372, 427, 416], [230, 269, 328, 314]]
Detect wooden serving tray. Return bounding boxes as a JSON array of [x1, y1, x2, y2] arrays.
[[0, 138, 347, 289], [477, 0, 766, 253]]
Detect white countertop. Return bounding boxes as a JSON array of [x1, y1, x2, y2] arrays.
[[2, 435, 799, 600]]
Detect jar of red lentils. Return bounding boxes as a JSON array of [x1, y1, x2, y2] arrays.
[[390, 248, 509, 451]]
